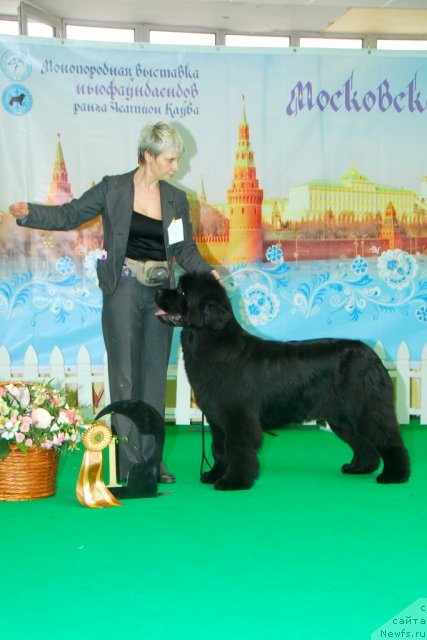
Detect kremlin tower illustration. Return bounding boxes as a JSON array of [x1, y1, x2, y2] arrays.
[[46, 133, 73, 205], [227, 98, 264, 263], [193, 97, 265, 264], [192, 99, 427, 263], [0, 133, 102, 259], [379, 202, 402, 250]]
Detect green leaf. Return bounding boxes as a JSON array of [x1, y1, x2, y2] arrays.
[[0, 440, 11, 460], [17, 443, 29, 453]]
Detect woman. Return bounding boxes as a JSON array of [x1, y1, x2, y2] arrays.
[[9, 122, 218, 485]]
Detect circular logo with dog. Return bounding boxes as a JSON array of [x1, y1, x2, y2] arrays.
[[2, 84, 33, 115], [1, 50, 32, 81]]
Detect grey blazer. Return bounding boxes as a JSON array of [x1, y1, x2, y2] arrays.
[[18, 168, 212, 294]]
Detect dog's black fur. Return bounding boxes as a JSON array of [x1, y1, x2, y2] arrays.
[[156, 272, 410, 491]]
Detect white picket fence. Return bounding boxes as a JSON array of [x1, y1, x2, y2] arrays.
[[0, 341, 426, 425]]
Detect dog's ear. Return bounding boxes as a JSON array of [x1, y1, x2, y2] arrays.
[[201, 301, 232, 330]]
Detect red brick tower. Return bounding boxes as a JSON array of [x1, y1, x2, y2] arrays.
[[380, 201, 402, 250], [227, 98, 264, 263]]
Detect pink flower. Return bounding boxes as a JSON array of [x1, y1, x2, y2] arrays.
[[59, 408, 77, 424], [15, 433, 25, 443], [20, 416, 32, 433], [31, 408, 53, 429], [0, 387, 5, 396], [25, 438, 33, 447], [41, 440, 53, 450]]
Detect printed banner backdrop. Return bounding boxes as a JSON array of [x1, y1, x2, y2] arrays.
[[0, 34, 427, 368]]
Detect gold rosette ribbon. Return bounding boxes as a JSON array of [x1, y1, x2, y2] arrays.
[[76, 421, 122, 508]]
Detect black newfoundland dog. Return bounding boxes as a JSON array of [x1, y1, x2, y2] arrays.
[[156, 272, 410, 491]]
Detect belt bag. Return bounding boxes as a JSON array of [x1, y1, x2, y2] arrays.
[[125, 257, 169, 286]]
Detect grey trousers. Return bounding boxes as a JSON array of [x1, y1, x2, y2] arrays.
[[102, 273, 173, 481]]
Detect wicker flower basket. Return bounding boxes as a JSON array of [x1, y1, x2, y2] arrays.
[[0, 445, 60, 501], [0, 380, 82, 501]]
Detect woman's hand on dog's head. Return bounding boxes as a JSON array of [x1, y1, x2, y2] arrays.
[[8, 202, 29, 218], [210, 269, 221, 282]]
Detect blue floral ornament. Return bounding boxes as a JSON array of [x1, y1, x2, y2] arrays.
[[266, 244, 283, 264], [56, 256, 75, 275], [240, 283, 280, 327], [377, 249, 418, 290], [50, 295, 73, 316], [416, 305, 427, 323], [351, 256, 368, 275]]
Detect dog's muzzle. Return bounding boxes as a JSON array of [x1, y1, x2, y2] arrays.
[[155, 308, 185, 327]]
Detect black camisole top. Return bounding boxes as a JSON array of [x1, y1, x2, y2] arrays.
[[126, 211, 167, 261]]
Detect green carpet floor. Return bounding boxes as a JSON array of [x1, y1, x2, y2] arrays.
[[2, 424, 426, 640]]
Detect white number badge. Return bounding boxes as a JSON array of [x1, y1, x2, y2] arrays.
[[168, 218, 184, 245]]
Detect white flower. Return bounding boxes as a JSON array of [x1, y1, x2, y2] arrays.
[[377, 249, 418, 290], [84, 248, 104, 285], [4, 384, 24, 407], [34, 389, 49, 405], [5, 385, 31, 408], [240, 283, 280, 327], [0, 399, 11, 416], [2, 429, 16, 440], [31, 408, 53, 429]]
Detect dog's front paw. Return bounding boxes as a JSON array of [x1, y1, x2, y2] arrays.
[[200, 464, 226, 484], [342, 461, 379, 474], [200, 470, 217, 484], [214, 475, 254, 491]]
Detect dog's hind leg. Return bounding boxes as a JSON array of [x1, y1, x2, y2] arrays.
[[359, 370, 410, 483], [375, 439, 410, 484], [328, 420, 381, 475], [377, 428, 410, 484], [200, 421, 227, 484], [332, 412, 410, 483], [214, 416, 263, 491], [360, 406, 410, 483]]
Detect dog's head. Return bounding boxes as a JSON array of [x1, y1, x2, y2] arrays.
[[155, 272, 234, 331]]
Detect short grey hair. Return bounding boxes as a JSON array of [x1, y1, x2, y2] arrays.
[[137, 122, 184, 164]]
